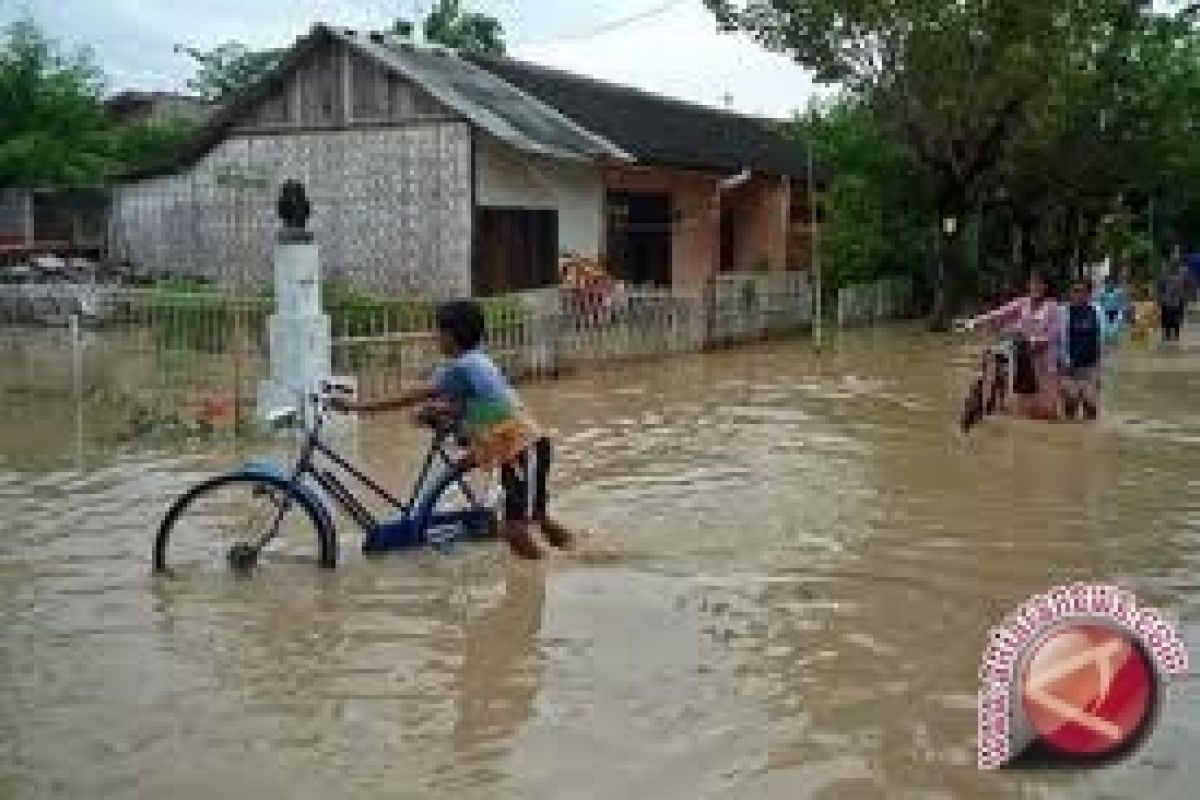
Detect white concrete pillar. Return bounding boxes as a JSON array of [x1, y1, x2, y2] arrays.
[[257, 230, 332, 427]]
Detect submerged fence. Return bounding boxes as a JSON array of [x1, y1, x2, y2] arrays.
[[0, 272, 911, 438]]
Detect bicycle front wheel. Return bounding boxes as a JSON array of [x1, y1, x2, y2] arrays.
[[154, 474, 335, 577]]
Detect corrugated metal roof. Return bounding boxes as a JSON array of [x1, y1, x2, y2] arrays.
[[331, 28, 629, 163]]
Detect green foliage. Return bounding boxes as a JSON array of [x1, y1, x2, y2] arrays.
[[793, 97, 934, 289], [712, 0, 1200, 319], [0, 16, 111, 185], [173, 42, 283, 103], [393, 0, 507, 55], [0, 16, 196, 185], [105, 115, 196, 175], [135, 278, 528, 354]]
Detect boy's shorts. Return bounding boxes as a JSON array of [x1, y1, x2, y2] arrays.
[[500, 437, 551, 522]]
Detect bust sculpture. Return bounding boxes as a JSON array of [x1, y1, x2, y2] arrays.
[[277, 180, 312, 239]]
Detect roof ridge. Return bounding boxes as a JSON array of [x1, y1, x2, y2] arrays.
[[468, 53, 776, 125], [329, 27, 631, 162]]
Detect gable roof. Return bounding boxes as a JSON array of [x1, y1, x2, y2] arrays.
[[330, 28, 629, 163], [124, 24, 628, 180], [124, 23, 815, 182], [466, 54, 813, 179]]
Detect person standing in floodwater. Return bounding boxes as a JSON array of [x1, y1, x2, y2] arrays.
[[1097, 273, 1129, 344], [1060, 279, 1105, 421], [964, 273, 1064, 420], [1156, 260, 1193, 342]]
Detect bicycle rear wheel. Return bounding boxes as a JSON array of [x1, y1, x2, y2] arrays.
[[154, 474, 335, 576]]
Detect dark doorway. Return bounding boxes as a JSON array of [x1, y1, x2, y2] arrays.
[[720, 205, 736, 271], [473, 207, 558, 296], [605, 191, 672, 286]]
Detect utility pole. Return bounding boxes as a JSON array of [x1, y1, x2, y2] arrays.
[[808, 140, 822, 351]]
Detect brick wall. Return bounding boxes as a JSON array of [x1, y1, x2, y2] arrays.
[[603, 165, 720, 286]]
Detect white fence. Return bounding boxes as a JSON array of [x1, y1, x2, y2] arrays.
[[0, 272, 912, 437], [836, 276, 915, 328]]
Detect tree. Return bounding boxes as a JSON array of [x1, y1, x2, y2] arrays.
[[0, 16, 195, 186], [394, 0, 507, 55], [706, 0, 1148, 327], [999, 8, 1200, 284], [0, 16, 113, 185], [793, 97, 934, 293], [174, 42, 284, 103]]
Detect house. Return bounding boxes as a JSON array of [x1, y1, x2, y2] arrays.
[[0, 188, 110, 266], [105, 91, 213, 126], [109, 23, 822, 296]]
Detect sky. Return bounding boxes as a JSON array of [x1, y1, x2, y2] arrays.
[[0, 0, 824, 117]]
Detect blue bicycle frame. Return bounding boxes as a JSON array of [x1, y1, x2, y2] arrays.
[[240, 388, 497, 559]]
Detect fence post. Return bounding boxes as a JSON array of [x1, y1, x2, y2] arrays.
[[70, 312, 84, 466]]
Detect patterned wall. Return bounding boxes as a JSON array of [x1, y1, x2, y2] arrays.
[[109, 124, 472, 297]]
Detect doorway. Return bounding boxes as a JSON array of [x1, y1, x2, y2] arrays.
[[605, 191, 672, 286], [473, 207, 558, 296]]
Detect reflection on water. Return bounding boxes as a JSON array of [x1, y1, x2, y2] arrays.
[[2, 326, 1199, 799]]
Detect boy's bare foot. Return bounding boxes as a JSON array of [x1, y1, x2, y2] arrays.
[[504, 523, 545, 560], [540, 517, 574, 549]]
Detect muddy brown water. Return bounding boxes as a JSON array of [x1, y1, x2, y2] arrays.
[[2, 326, 1199, 799]]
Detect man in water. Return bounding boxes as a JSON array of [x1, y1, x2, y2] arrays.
[[1156, 260, 1193, 343], [1060, 280, 1105, 421]]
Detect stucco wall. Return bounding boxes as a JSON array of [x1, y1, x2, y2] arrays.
[[473, 134, 603, 259], [110, 124, 472, 297]]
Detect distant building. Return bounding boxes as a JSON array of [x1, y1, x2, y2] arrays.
[[0, 188, 109, 265], [105, 91, 213, 127], [110, 24, 824, 296]]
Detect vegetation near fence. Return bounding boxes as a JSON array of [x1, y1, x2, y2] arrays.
[[0, 272, 911, 438]]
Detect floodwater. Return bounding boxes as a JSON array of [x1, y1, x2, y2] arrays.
[[2, 326, 1199, 799]]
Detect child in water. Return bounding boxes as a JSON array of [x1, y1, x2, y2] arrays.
[[335, 300, 571, 559], [1096, 274, 1128, 344], [1130, 287, 1159, 345]]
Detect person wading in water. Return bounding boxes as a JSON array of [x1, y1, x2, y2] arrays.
[[1059, 279, 1105, 421], [961, 273, 1064, 421]]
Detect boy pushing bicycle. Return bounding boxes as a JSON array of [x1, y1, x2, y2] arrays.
[[333, 299, 571, 560]]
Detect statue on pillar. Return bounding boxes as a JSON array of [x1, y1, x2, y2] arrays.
[[277, 180, 313, 242]]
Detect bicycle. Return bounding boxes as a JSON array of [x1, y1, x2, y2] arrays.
[[956, 325, 1028, 432], [152, 381, 499, 576]]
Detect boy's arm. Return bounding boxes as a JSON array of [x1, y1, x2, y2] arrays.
[[338, 384, 437, 414]]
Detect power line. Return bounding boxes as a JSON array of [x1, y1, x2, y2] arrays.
[[516, 0, 691, 47]]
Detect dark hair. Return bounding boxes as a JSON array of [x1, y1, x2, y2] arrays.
[[435, 299, 486, 350]]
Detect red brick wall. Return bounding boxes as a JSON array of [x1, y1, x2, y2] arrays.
[[725, 175, 789, 271], [604, 165, 720, 286], [602, 166, 796, 284]]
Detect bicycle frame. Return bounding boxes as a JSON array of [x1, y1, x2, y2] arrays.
[[289, 408, 483, 535], [241, 390, 496, 558]]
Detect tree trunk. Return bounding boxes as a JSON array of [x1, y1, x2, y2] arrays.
[[929, 219, 950, 331]]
